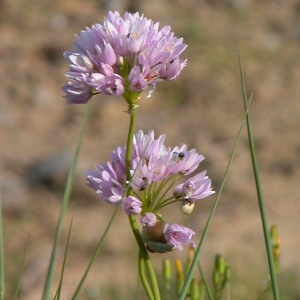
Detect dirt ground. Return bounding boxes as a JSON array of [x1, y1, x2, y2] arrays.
[[1, 0, 300, 299]]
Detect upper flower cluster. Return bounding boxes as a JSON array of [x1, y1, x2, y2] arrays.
[[63, 11, 187, 104], [86, 130, 215, 252]]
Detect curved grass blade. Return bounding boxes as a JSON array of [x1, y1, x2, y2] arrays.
[[13, 233, 30, 300], [179, 94, 251, 300], [42, 101, 93, 300], [238, 54, 280, 299], [71, 201, 122, 299], [54, 218, 73, 300]]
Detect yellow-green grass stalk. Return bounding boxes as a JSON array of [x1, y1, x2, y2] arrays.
[[239, 54, 280, 299]]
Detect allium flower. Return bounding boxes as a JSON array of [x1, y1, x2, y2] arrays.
[[164, 223, 195, 250], [173, 171, 215, 202], [122, 196, 142, 215], [140, 212, 157, 227], [86, 162, 125, 204], [86, 130, 212, 204], [166, 145, 204, 176], [63, 11, 187, 104], [86, 130, 214, 253], [132, 130, 166, 160]]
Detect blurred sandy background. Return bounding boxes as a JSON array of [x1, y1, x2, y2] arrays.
[[1, 0, 300, 299]]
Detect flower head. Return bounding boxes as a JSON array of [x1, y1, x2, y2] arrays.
[[86, 130, 214, 253], [63, 11, 187, 104]]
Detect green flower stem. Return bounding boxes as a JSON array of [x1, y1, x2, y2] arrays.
[[138, 242, 154, 300], [125, 104, 137, 181], [125, 103, 161, 300], [129, 215, 160, 299]]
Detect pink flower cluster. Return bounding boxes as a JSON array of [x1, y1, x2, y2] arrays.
[[63, 11, 187, 104], [86, 130, 215, 252]]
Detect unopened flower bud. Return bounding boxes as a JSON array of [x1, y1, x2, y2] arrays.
[[270, 225, 280, 275], [182, 200, 195, 214], [163, 259, 172, 290], [198, 280, 206, 300], [185, 246, 194, 276], [175, 259, 184, 295], [190, 278, 200, 300], [213, 270, 221, 290], [215, 254, 226, 276]]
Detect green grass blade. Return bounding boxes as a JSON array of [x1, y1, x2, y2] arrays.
[[179, 95, 250, 300], [238, 54, 280, 299], [13, 233, 30, 300], [54, 218, 73, 300], [0, 180, 5, 300], [42, 101, 93, 300], [72, 202, 122, 299]]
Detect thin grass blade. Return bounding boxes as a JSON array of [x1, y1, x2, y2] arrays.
[[179, 94, 251, 300], [238, 54, 280, 299], [42, 101, 93, 300], [13, 233, 30, 300], [54, 218, 73, 300], [72, 202, 122, 299]]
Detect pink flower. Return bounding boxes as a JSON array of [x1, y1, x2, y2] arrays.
[[141, 221, 195, 252], [140, 212, 157, 227], [164, 223, 195, 250], [174, 171, 215, 202], [122, 196, 142, 215], [86, 162, 125, 204], [166, 145, 204, 176], [63, 11, 187, 104]]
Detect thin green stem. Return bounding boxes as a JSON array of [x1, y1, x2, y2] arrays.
[[239, 54, 280, 300], [138, 250, 154, 300], [129, 215, 160, 300], [125, 105, 137, 182], [151, 175, 181, 211], [54, 218, 73, 300], [125, 103, 161, 300]]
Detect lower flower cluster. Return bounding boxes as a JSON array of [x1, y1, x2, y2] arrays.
[[86, 130, 215, 252]]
